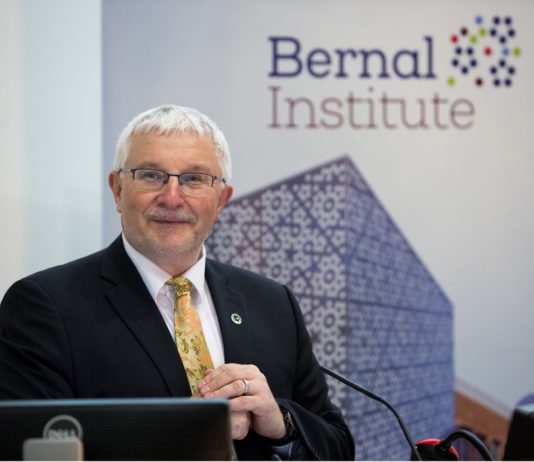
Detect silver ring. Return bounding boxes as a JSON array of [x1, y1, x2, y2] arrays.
[[241, 379, 250, 396]]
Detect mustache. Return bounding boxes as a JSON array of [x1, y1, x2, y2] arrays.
[[145, 208, 197, 223]]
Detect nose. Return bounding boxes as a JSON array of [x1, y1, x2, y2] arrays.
[[156, 176, 187, 207]]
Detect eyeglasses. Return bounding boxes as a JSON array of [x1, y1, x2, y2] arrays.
[[119, 168, 226, 197]]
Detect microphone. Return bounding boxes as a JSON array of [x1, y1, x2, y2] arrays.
[[320, 365, 423, 461], [320, 366, 494, 461]]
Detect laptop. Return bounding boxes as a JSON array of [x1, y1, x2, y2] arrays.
[[0, 397, 231, 460]]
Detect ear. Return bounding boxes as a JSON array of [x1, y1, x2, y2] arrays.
[[108, 171, 123, 213], [215, 184, 234, 218]]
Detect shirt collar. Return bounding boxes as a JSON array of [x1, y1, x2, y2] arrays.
[[121, 234, 207, 302]]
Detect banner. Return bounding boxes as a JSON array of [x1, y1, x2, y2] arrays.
[[103, 1, 534, 458]]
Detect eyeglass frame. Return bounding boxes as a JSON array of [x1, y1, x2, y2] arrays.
[[118, 167, 226, 194]]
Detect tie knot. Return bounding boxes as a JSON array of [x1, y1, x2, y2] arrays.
[[166, 276, 192, 297]]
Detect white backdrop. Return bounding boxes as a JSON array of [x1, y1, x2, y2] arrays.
[[0, 0, 102, 293], [102, 0, 534, 414]]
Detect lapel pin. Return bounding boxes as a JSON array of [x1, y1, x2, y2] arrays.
[[231, 313, 242, 325]]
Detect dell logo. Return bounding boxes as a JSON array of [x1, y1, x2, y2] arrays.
[[43, 415, 83, 440]]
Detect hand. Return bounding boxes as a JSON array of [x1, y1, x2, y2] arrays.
[[198, 363, 286, 440]]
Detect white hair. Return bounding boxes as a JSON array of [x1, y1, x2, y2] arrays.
[[113, 104, 232, 181]]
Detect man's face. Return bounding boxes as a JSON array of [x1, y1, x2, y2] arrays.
[[109, 131, 233, 274]]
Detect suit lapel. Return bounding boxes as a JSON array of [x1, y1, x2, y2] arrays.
[[206, 260, 254, 365], [100, 237, 191, 397]]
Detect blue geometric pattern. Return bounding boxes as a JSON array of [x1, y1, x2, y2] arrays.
[[206, 156, 454, 460]]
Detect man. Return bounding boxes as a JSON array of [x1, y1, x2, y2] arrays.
[[0, 105, 354, 460]]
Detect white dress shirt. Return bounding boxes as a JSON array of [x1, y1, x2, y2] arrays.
[[121, 234, 225, 367]]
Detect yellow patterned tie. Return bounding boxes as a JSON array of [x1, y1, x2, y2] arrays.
[[166, 276, 214, 396]]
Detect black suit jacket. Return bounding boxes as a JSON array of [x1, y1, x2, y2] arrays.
[[0, 237, 354, 460]]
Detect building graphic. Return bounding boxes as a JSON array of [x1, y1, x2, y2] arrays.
[[206, 156, 454, 459]]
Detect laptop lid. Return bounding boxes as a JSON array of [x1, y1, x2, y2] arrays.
[[0, 397, 231, 460]]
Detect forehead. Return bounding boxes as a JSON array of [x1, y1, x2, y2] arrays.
[[127, 130, 219, 171]]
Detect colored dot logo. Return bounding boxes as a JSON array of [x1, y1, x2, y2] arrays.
[[447, 15, 522, 88]]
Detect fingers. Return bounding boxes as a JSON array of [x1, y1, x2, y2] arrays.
[[231, 411, 251, 440], [198, 363, 259, 399], [198, 363, 287, 440]]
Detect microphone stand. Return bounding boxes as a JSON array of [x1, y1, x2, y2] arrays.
[[321, 365, 423, 461], [321, 366, 494, 461]]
